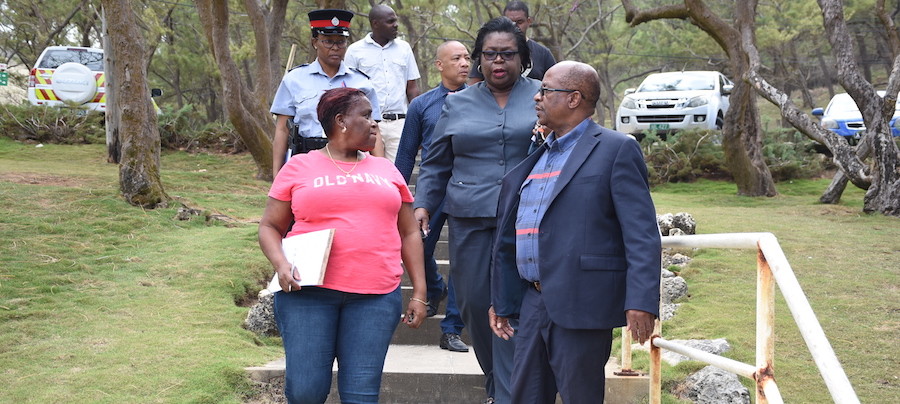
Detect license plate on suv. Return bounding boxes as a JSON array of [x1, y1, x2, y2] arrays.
[[650, 124, 670, 130]]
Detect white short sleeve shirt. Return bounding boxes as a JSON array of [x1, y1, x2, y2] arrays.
[[345, 33, 420, 115]]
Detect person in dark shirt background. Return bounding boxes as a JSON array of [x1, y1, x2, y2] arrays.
[[468, 1, 556, 85]]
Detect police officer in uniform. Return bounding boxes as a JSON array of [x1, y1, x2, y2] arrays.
[[270, 9, 381, 175]]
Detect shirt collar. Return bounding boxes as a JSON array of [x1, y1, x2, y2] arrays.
[[546, 117, 592, 152], [310, 59, 349, 77], [364, 32, 394, 48], [438, 82, 467, 96]]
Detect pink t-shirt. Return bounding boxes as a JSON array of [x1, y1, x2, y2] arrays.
[[269, 150, 414, 294]]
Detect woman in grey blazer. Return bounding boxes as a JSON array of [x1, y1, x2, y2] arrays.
[[412, 17, 541, 404]]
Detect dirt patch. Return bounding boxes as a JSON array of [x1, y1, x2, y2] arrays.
[[0, 172, 86, 187]]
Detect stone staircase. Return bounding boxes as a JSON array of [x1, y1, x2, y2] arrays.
[[245, 155, 649, 403]]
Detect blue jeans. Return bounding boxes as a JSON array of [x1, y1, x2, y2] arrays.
[[274, 286, 401, 404], [425, 200, 465, 334]]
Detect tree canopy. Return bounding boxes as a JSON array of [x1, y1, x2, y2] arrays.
[[3, 0, 899, 214]]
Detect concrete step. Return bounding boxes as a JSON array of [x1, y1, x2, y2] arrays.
[[433, 240, 449, 260], [400, 260, 450, 288], [246, 350, 647, 404], [390, 312, 472, 346]]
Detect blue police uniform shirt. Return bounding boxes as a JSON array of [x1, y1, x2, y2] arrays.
[[270, 59, 381, 141]]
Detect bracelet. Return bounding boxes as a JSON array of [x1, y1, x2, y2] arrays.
[[409, 297, 429, 306]]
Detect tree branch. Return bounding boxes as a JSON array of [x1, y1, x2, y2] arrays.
[[620, 0, 687, 26], [743, 0, 870, 188]]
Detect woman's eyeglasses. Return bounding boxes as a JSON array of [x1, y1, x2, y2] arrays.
[[482, 50, 518, 61], [319, 39, 348, 49], [539, 87, 585, 99]]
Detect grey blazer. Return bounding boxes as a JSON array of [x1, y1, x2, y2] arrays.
[[413, 76, 542, 218]]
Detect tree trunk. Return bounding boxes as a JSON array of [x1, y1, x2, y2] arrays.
[[316, 0, 347, 10], [819, 170, 849, 204], [816, 47, 835, 100], [820, 138, 872, 203], [854, 29, 873, 83], [395, 1, 427, 90], [195, 0, 276, 181], [728, 0, 777, 196], [621, 0, 777, 197], [101, 8, 120, 164], [101, 0, 168, 209], [743, 0, 900, 216]]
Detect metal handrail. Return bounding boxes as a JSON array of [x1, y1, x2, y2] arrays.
[[629, 233, 860, 404]]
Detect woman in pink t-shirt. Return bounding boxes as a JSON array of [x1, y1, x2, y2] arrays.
[[259, 87, 427, 403]]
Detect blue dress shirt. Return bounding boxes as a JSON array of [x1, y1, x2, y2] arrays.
[[395, 82, 467, 183], [515, 118, 591, 282]]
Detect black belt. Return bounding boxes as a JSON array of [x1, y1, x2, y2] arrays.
[[381, 113, 406, 121], [531, 281, 541, 292], [291, 136, 328, 155]]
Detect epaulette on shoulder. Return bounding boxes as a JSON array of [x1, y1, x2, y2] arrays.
[[288, 63, 310, 72], [348, 67, 371, 79]]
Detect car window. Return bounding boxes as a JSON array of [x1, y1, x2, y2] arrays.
[[825, 95, 860, 115], [38, 49, 104, 71], [719, 75, 732, 89], [826, 92, 900, 114], [638, 75, 716, 92]]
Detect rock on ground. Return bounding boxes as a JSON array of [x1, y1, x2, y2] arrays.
[[244, 291, 279, 337], [674, 365, 750, 404], [657, 212, 697, 236]]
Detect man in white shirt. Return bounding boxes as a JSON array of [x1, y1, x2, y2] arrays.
[[345, 4, 421, 162]]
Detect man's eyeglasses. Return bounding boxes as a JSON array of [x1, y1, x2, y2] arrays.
[[482, 50, 518, 61], [319, 39, 348, 49], [539, 87, 585, 99]]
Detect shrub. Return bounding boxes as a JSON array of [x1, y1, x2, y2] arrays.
[[761, 128, 832, 181], [157, 104, 246, 154], [640, 128, 830, 185], [0, 103, 246, 153], [640, 129, 730, 185], [0, 103, 105, 144]]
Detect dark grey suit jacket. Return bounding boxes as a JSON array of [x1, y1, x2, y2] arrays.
[[413, 76, 542, 218], [492, 120, 662, 330]]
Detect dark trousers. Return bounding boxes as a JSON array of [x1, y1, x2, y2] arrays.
[[511, 287, 614, 404], [447, 216, 514, 401]]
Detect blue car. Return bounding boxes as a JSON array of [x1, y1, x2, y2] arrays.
[[811, 92, 900, 145]]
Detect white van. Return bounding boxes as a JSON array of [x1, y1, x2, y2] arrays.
[[28, 46, 107, 112]]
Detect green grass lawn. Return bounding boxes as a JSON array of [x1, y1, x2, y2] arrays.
[[1, 138, 897, 403]]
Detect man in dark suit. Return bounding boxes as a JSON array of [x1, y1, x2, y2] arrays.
[[490, 61, 661, 404]]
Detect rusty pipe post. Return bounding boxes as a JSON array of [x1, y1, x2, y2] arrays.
[[621, 327, 633, 370], [650, 335, 661, 404], [758, 234, 861, 404], [757, 245, 776, 404]]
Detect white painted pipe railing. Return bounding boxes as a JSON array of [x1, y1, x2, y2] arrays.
[[634, 233, 860, 404]]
